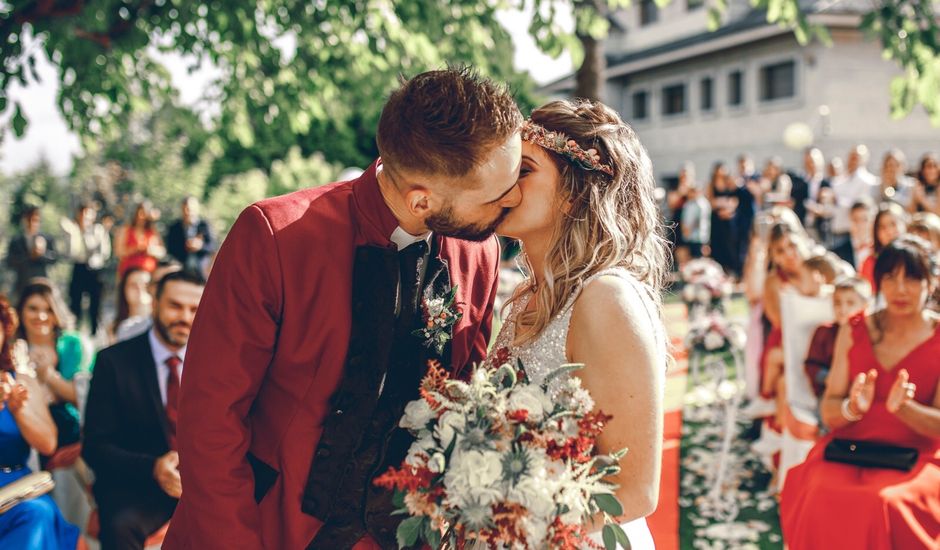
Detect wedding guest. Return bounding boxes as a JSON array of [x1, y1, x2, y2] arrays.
[[165, 197, 215, 276], [761, 157, 792, 209], [61, 202, 111, 336], [912, 152, 940, 214], [781, 235, 940, 549], [667, 162, 694, 267], [741, 206, 808, 422], [680, 180, 710, 260], [795, 147, 830, 238], [115, 202, 165, 278], [878, 149, 916, 211], [15, 279, 93, 454], [111, 268, 153, 343], [832, 199, 875, 270], [859, 202, 909, 290], [707, 162, 739, 275], [0, 294, 80, 550], [830, 145, 879, 257], [761, 222, 824, 401], [83, 270, 205, 550], [5, 206, 58, 301], [804, 276, 872, 398], [826, 156, 845, 181], [909, 212, 940, 250], [735, 154, 761, 273]]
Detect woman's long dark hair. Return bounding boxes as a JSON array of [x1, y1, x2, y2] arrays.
[[872, 202, 910, 255], [917, 152, 939, 187], [113, 267, 148, 333], [0, 294, 18, 373], [15, 278, 73, 340]]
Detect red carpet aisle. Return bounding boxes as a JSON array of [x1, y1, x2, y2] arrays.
[[646, 302, 690, 550]]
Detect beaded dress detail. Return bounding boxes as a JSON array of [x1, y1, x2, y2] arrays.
[[488, 267, 665, 392]]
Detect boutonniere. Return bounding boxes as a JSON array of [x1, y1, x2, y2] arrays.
[[413, 286, 463, 355]]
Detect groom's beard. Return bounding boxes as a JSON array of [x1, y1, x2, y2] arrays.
[[425, 205, 511, 242]]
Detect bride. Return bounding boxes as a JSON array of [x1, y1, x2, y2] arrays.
[[488, 99, 669, 549]]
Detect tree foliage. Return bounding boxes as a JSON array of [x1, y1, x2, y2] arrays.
[[1, 0, 541, 188], [0, 0, 936, 193]]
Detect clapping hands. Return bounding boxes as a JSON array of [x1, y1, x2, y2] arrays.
[[0, 371, 29, 414], [886, 369, 916, 414], [847, 368, 877, 417], [847, 368, 917, 418]]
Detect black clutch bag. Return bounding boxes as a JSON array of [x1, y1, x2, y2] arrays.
[[824, 438, 919, 471]]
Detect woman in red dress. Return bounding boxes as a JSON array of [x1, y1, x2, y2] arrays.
[[115, 202, 165, 278], [781, 234, 940, 549]]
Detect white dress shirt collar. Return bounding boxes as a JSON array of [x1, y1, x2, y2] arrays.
[[390, 226, 432, 251]]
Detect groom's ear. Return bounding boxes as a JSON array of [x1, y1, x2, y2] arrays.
[[404, 187, 434, 219]]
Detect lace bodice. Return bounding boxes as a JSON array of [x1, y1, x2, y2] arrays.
[[487, 267, 665, 397]]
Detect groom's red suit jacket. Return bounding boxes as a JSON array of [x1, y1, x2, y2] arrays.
[[163, 161, 500, 549]]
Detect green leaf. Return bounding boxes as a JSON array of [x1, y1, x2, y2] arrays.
[[613, 523, 632, 549], [423, 518, 441, 549], [12, 103, 27, 137], [392, 489, 405, 509], [602, 524, 618, 550], [396, 516, 423, 549], [594, 493, 624, 516]]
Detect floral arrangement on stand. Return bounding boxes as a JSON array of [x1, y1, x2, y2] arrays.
[[374, 360, 631, 550], [685, 311, 746, 355], [679, 258, 733, 316]]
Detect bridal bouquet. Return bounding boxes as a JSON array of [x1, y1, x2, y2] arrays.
[[684, 311, 746, 353], [374, 360, 631, 550]]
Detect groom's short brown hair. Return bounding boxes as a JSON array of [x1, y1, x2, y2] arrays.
[[376, 66, 522, 180]]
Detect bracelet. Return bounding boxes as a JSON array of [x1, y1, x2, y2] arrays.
[[841, 398, 863, 422]]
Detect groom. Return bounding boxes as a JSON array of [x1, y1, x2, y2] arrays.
[[163, 67, 523, 550]]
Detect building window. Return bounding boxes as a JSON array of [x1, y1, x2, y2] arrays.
[[687, 0, 705, 10], [662, 84, 686, 116], [760, 60, 796, 101], [700, 77, 713, 111], [632, 91, 649, 120], [640, 0, 659, 26], [728, 70, 744, 107]]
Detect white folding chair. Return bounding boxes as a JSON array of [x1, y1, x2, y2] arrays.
[[777, 287, 834, 490]]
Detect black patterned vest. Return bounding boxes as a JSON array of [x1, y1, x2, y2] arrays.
[[303, 240, 451, 549]]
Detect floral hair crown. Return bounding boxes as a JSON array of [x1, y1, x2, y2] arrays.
[[520, 119, 614, 176]]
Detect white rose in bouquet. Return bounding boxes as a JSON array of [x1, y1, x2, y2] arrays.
[[507, 384, 552, 422], [443, 449, 504, 507], [682, 284, 696, 302], [434, 410, 466, 448], [405, 434, 437, 467], [704, 329, 726, 351], [400, 398, 436, 431]]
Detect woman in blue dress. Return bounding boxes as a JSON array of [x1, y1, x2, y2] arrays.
[[0, 294, 80, 549]]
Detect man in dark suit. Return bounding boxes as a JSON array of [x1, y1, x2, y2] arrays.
[[5, 205, 57, 300], [82, 270, 205, 550], [164, 197, 214, 275]]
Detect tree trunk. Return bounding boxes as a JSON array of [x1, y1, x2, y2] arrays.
[[575, 31, 605, 102]]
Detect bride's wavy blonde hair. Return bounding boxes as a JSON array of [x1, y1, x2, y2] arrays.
[[508, 99, 670, 345]]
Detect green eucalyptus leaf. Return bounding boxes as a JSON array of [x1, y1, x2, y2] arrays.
[[396, 516, 423, 549]]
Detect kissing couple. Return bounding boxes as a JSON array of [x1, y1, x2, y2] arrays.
[[163, 67, 669, 550]]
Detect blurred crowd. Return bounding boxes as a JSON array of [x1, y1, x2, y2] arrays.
[[0, 196, 214, 549], [671, 145, 940, 548]]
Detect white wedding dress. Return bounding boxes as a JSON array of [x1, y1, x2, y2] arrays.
[[487, 267, 663, 550]]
